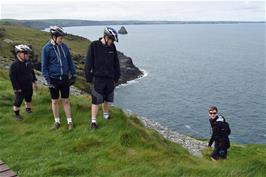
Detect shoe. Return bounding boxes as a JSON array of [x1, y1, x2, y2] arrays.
[[103, 113, 110, 120], [53, 122, 61, 129], [91, 122, 97, 129], [211, 157, 217, 161], [68, 122, 73, 130], [25, 108, 32, 113], [15, 114, 23, 121]]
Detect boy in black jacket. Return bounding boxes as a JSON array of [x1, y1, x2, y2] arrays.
[[84, 27, 120, 129], [9, 45, 37, 121], [208, 106, 231, 161]]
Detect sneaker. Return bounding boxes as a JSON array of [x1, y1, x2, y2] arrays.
[[25, 108, 32, 113], [53, 122, 61, 129], [90, 122, 97, 129], [15, 114, 23, 121], [68, 123, 73, 130], [103, 113, 110, 120]]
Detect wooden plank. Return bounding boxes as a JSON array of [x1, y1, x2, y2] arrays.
[[0, 170, 17, 177], [0, 164, 10, 172]]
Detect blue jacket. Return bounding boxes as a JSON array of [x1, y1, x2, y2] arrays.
[[41, 40, 76, 83]]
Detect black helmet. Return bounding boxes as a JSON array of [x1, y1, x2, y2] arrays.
[[15, 44, 32, 53], [104, 27, 118, 42], [50, 26, 67, 37]]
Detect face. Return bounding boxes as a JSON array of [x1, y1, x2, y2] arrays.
[[208, 110, 218, 119], [53, 36, 64, 45], [105, 36, 114, 46], [18, 52, 29, 61]]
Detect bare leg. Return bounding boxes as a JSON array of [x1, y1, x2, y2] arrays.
[[25, 102, 31, 108], [91, 104, 99, 119], [102, 101, 109, 113], [62, 98, 71, 119], [51, 99, 60, 120]]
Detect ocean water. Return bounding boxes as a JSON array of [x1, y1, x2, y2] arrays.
[[63, 23, 265, 144]]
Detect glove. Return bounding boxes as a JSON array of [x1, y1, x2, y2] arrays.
[[69, 77, 76, 86]]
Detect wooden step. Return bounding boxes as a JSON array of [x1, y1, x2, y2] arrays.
[[0, 161, 18, 177]]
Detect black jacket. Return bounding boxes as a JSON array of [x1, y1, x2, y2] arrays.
[[9, 57, 37, 90], [208, 115, 231, 149], [84, 38, 120, 83]]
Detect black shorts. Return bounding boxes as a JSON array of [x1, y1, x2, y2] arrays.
[[91, 77, 115, 105], [13, 88, 33, 107], [49, 78, 70, 100]]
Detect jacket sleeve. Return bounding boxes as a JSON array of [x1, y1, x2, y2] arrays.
[[208, 131, 215, 147], [66, 46, 76, 78], [113, 46, 120, 83], [84, 43, 94, 82], [41, 46, 50, 83], [9, 63, 21, 90], [32, 68, 37, 83]]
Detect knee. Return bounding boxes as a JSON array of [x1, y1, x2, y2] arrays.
[[52, 99, 59, 105], [63, 99, 70, 105]]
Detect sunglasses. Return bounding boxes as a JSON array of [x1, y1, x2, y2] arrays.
[[209, 112, 217, 115]]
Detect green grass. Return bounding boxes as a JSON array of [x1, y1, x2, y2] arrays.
[[0, 70, 266, 177]]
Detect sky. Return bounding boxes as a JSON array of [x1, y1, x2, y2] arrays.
[[0, 0, 265, 21]]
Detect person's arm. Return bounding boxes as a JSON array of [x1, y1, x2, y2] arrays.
[[31, 66, 37, 83], [208, 131, 215, 147], [65, 45, 76, 78], [84, 43, 94, 82], [41, 46, 50, 84], [227, 122, 231, 135], [113, 46, 120, 83], [9, 63, 21, 91]]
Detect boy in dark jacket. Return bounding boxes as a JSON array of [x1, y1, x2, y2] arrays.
[[9, 45, 37, 121], [208, 106, 231, 161], [84, 27, 120, 129]]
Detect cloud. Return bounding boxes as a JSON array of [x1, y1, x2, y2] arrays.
[[1, 1, 265, 21]]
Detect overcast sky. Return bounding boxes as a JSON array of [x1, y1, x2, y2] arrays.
[[0, 0, 265, 21]]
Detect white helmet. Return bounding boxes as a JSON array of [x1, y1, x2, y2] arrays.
[[15, 44, 32, 53], [104, 27, 118, 42], [50, 25, 67, 37]]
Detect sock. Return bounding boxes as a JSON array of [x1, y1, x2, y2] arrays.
[[91, 117, 96, 123], [14, 110, 20, 115], [103, 112, 109, 119], [67, 118, 72, 124], [55, 117, 60, 123]]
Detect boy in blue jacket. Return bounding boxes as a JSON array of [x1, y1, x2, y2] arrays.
[[42, 26, 76, 130]]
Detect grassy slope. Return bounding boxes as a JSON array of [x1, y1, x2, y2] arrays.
[[0, 70, 266, 177]]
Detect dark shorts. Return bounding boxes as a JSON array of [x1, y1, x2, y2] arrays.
[[13, 88, 33, 107], [91, 77, 115, 105], [211, 148, 228, 160], [49, 78, 70, 100]]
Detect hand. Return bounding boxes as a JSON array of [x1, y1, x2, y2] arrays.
[[48, 83, 56, 89], [69, 77, 76, 86]]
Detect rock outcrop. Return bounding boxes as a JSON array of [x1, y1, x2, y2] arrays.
[[118, 26, 128, 34]]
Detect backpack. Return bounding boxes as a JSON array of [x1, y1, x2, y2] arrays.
[[215, 121, 231, 138], [213, 116, 231, 148]]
